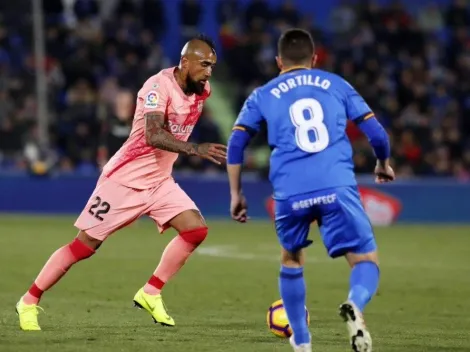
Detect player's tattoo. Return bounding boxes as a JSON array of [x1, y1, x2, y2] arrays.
[[145, 112, 227, 164], [194, 143, 210, 156], [144, 112, 198, 155]]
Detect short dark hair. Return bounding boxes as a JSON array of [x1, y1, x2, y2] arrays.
[[278, 28, 315, 64], [194, 33, 216, 54]]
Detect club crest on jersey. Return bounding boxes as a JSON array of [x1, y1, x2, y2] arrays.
[[144, 90, 159, 108]]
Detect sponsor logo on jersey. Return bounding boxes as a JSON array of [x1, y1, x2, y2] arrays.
[[265, 187, 401, 226], [291, 194, 337, 210], [165, 121, 194, 135], [266, 196, 318, 223]]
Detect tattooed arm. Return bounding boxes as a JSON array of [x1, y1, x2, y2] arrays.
[[144, 112, 228, 163], [144, 112, 198, 155]]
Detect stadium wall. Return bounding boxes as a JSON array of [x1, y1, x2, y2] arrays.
[[0, 174, 468, 224]]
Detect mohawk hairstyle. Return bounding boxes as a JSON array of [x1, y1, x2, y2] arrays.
[[194, 33, 216, 54]]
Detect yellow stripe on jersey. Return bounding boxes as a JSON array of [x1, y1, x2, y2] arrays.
[[363, 112, 375, 121], [280, 66, 311, 75], [232, 126, 246, 132]]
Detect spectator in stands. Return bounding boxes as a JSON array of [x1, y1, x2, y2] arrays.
[[219, 0, 470, 178], [97, 89, 133, 168], [180, 0, 202, 44], [1, 0, 469, 180]]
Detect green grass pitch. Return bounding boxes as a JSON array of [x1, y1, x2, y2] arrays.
[[1, 216, 469, 352]]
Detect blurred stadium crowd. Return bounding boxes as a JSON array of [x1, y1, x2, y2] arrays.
[[0, 0, 469, 180]]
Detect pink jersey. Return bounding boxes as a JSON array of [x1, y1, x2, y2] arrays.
[[102, 67, 211, 190]]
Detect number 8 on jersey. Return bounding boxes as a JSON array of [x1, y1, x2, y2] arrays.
[[290, 98, 329, 153]]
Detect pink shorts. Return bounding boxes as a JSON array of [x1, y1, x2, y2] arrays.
[[74, 176, 199, 241]]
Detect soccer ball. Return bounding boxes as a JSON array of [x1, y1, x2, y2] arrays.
[[267, 299, 310, 338]]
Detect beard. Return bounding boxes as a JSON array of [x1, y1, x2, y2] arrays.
[[186, 76, 206, 96]]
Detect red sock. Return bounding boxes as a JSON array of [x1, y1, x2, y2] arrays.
[[22, 238, 95, 305], [143, 227, 208, 295]]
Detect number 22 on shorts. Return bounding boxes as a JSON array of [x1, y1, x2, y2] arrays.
[[88, 196, 110, 221], [290, 98, 329, 153]]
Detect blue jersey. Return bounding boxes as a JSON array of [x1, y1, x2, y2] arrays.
[[234, 68, 373, 200]]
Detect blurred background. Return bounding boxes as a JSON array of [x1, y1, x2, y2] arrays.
[[0, 0, 469, 223]]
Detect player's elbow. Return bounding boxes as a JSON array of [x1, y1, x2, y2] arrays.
[[227, 145, 244, 165], [227, 130, 251, 165], [369, 128, 390, 160], [369, 127, 388, 146], [359, 118, 388, 145], [144, 112, 165, 147], [144, 127, 163, 148]]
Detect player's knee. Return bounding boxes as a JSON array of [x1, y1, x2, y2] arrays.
[[179, 226, 208, 247], [345, 251, 379, 268], [69, 235, 96, 260], [281, 248, 305, 267], [76, 230, 102, 252]]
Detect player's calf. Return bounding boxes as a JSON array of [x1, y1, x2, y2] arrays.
[[17, 232, 97, 331], [134, 211, 208, 327], [339, 250, 378, 352], [131, 230, 209, 328], [143, 226, 208, 295], [279, 248, 311, 347], [143, 209, 208, 295], [345, 251, 380, 312], [22, 232, 98, 305]]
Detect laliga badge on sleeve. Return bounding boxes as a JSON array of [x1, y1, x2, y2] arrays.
[[144, 90, 159, 108]]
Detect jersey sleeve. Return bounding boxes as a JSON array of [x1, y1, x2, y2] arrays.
[[138, 77, 170, 115], [341, 80, 374, 124], [233, 89, 263, 135]]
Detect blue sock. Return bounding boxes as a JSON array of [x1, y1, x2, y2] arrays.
[[279, 266, 310, 345], [348, 261, 380, 312]]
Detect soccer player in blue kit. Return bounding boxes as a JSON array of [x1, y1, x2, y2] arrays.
[[226, 29, 395, 352]]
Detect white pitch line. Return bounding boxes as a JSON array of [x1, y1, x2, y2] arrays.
[[196, 245, 470, 271], [196, 245, 332, 264]]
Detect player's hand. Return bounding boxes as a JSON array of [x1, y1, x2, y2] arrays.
[[230, 193, 249, 223], [374, 160, 395, 184], [195, 143, 227, 165]]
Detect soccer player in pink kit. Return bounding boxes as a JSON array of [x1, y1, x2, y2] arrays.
[[16, 35, 226, 331]]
